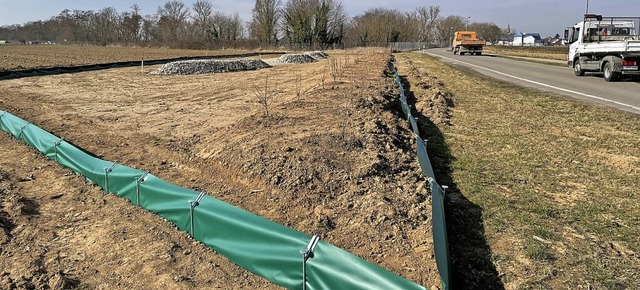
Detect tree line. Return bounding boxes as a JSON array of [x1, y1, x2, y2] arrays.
[[0, 0, 511, 49]]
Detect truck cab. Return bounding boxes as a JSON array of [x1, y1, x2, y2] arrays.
[[565, 14, 640, 81]]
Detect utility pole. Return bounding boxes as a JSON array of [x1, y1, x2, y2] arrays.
[[466, 17, 470, 30], [586, 0, 589, 14]]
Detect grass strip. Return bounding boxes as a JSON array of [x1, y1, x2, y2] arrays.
[[400, 52, 640, 289]]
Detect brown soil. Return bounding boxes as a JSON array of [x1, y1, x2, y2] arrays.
[[0, 45, 277, 71], [397, 58, 453, 126], [0, 47, 439, 289]]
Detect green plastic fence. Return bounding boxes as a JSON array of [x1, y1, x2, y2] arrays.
[[0, 109, 426, 290], [393, 67, 452, 289]]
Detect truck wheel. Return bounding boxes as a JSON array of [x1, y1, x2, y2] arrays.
[[476, 52, 482, 56], [574, 62, 585, 76], [603, 62, 619, 82]]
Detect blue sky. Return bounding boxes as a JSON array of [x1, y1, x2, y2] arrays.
[[1, 0, 639, 37]]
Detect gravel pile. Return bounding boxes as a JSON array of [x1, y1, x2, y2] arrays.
[[304, 51, 328, 60], [150, 59, 270, 75], [277, 54, 317, 64]]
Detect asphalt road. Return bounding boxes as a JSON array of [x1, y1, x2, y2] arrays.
[[421, 48, 640, 115]]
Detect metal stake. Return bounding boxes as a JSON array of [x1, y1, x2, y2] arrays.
[[135, 171, 150, 206], [18, 123, 29, 140], [188, 191, 206, 237], [414, 132, 428, 146], [103, 162, 117, 194], [53, 138, 64, 162], [299, 235, 320, 290]]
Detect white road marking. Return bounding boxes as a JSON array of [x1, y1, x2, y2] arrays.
[[428, 53, 640, 113]]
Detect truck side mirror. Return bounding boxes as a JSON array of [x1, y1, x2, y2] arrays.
[[564, 28, 576, 44]]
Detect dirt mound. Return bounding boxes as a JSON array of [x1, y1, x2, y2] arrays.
[[402, 58, 454, 126], [150, 59, 270, 75], [198, 53, 438, 286]]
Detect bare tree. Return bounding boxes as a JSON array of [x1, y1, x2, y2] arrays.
[[157, 1, 190, 44], [192, 0, 214, 43], [211, 12, 243, 41], [54, 9, 77, 42], [468, 22, 503, 44], [435, 15, 466, 47], [282, 0, 314, 47], [282, 0, 346, 49], [416, 6, 440, 42], [120, 5, 143, 43], [313, 0, 347, 45], [92, 7, 120, 44], [250, 0, 281, 46], [253, 75, 275, 118], [141, 14, 159, 43], [344, 8, 415, 47]]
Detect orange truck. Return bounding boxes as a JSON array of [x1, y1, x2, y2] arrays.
[[451, 31, 486, 55]]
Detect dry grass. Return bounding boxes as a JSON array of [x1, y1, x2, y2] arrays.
[[399, 52, 640, 289], [483, 46, 568, 61]]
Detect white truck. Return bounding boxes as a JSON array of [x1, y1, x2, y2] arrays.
[[565, 14, 640, 81]]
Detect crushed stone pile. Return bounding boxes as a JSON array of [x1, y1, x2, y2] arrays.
[[277, 54, 318, 64], [150, 59, 270, 75], [303, 51, 329, 60]]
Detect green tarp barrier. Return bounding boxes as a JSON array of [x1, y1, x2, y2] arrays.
[[393, 67, 452, 289], [430, 182, 451, 288], [0, 109, 426, 290]]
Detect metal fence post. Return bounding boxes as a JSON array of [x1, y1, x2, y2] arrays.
[[103, 162, 117, 194], [18, 123, 29, 140], [135, 171, 150, 206], [53, 138, 64, 162], [299, 235, 320, 290], [188, 191, 206, 237]]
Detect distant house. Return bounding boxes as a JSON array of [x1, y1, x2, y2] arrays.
[[495, 37, 513, 46], [512, 32, 543, 46]]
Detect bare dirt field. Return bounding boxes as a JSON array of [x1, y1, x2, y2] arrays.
[[0, 45, 276, 71], [0, 46, 440, 289]]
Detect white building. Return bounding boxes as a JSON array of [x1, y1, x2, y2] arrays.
[[512, 32, 543, 46]]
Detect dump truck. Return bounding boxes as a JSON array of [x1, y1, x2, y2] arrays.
[[451, 31, 486, 55], [565, 14, 640, 81]]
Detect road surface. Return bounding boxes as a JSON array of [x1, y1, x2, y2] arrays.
[[421, 48, 640, 115]]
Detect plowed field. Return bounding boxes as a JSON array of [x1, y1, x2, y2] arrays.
[[0, 46, 440, 289]]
